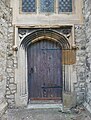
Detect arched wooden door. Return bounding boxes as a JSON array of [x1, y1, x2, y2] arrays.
[[27, 39, 63, 102]]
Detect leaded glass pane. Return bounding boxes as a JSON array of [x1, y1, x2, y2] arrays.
[[22, 0, 36, 12], [40, 0, 54, 12], [59, 0, 72, 12]]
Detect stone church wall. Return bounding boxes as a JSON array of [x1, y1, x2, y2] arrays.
[[74, 0, 91, 113], [74, 24, 86, 104], [0, 0, 15, 117], [83, 0, 91, 112], [0, 0, 91, 116]]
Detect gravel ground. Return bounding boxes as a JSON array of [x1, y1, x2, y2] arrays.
[[1, 107, 91, 120]]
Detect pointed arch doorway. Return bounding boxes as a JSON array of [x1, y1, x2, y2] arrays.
[[27, 39, 63, 103], [16, 29, 70, 106]]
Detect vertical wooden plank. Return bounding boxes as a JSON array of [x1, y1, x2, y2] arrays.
[[27, 39, 63, 100]]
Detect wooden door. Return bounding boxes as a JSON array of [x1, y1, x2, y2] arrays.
[[27, 39, 62, 101]]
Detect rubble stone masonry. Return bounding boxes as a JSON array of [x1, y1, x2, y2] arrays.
[[83, 0, 91, 112], [0, 0, 15, 117], [0, 0, 91, 118]]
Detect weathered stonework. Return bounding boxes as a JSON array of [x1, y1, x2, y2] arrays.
[[0, 0, 11, 117], [5, 18, 16, 108], [0, 0, 16, 116], [1, 0, 91, 119], [83, 0, 91, 113], [74, 24, 86, 104]]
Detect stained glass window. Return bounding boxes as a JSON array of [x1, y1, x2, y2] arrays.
[[22, 0, 36, 12], [59, 0, 72, 13], [40, 0, 54, 13]]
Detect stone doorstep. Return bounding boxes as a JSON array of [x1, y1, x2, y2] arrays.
[[27, 103, 63, 110], [0, 102, 8, 118]]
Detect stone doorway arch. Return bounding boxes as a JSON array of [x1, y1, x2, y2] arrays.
[[15, 29, 71, 107]]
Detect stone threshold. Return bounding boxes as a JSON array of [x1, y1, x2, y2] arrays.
[[27, 103, 63, 110]]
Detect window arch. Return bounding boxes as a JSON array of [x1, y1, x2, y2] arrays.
[[21, 0, 73, 13]]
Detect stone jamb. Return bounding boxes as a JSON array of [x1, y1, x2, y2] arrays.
[[14, 26, 77, 107]]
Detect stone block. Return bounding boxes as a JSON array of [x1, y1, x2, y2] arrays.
[[6, 90, 11, 95], [11, 90, 16, 94], [76, 92, 85, 104], [9, 84, 16, 90], [6, 94, 14, 99], [9, 78, 14, 83], [63, 92, 76, 109], [8, 27, 13, 33], [79, 82, 85, 88], [7, 68, 13, 73], [7, 99, 15, 105]]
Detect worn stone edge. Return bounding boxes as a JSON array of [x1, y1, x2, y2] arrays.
[[83, 102, 91, 116], [0, 102, 8, 118]]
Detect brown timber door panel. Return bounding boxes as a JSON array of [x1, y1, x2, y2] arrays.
[[27, 40, 62, 101]]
